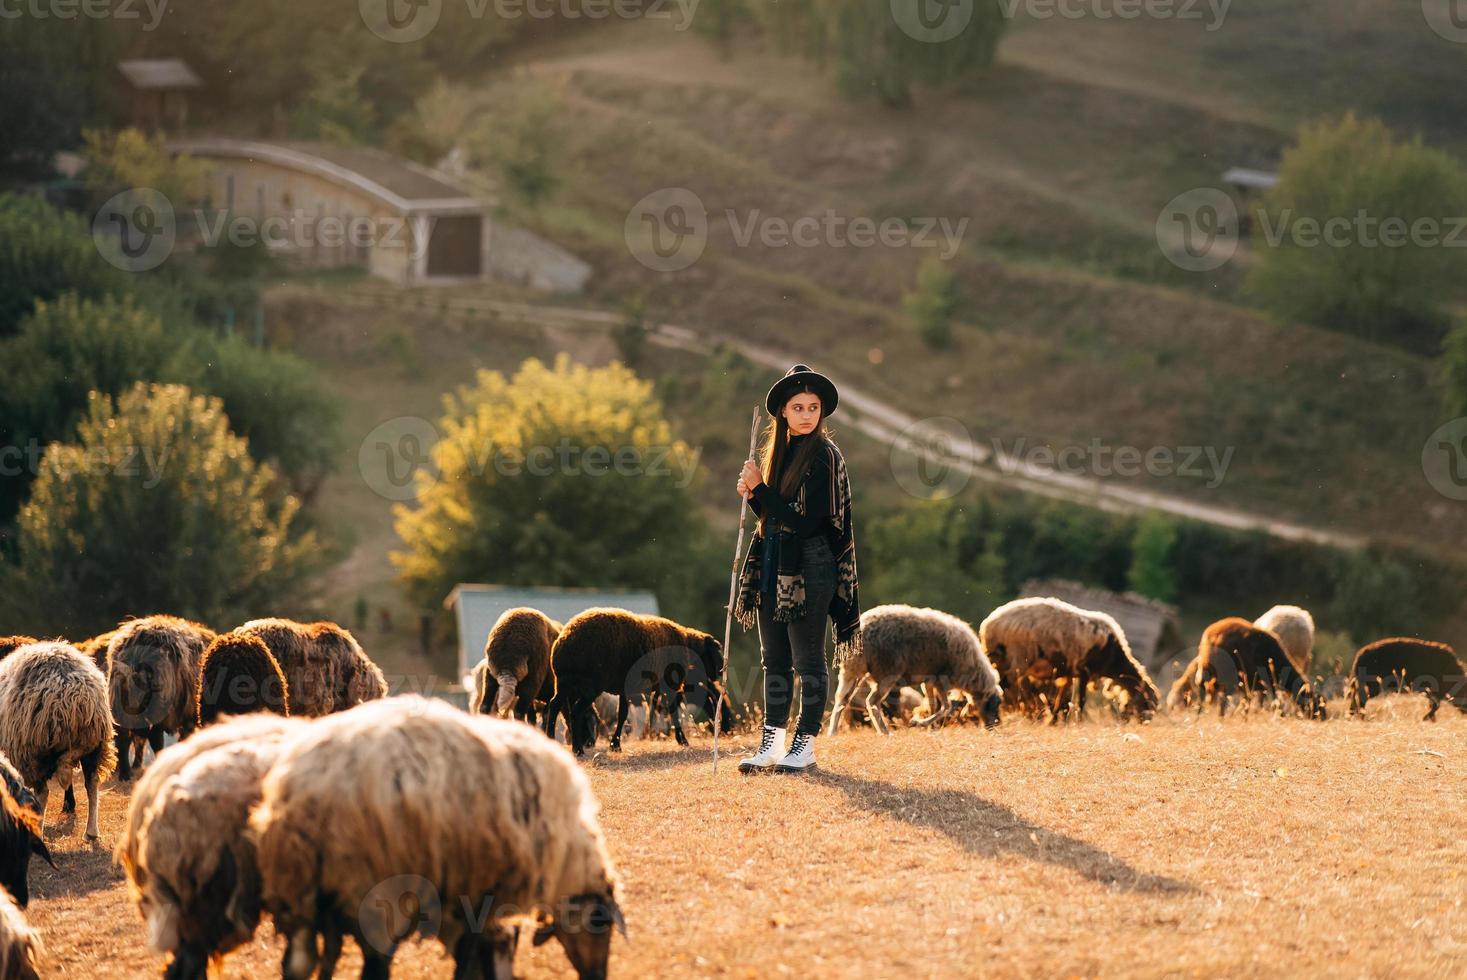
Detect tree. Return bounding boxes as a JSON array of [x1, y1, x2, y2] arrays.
[[748, 0, 1007, 107], [468, 84, 566, 205], [81, 128, 209, 207], [0, 293, 193, 524], [1443, 320, 1467, 420], [1247, 114, 1467, 345], [1328, 551, 1420, 644], [904, 257, 961, 348], [1127, 512, 1178, 604], [0, 16, 112, 180], [392, 356, 707, 613], [196, 335, 342, 497], [0, 193, 129, 336], [863, 500, 1006, 627], [0, 383, 319, 638]]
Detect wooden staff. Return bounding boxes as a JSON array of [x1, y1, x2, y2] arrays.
[[714, 405, 762, 771]]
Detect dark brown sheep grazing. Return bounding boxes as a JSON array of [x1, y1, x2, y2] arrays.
[[236, 619, 337, 717], [472, 608, 561, 724], [543, 608, 724, 756], [1349, 638, 1466, 721], [0, 754, 54, 909], [308, 622, 387, 711], [196, 632, 290, 726], [75, 630, 116, 674], [1196, 618, 1326, 719], [107, 616, 217, 782]]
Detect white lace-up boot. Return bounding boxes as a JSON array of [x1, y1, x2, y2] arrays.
[[738, 725, 787, 773], [774, 731, 816, 772]]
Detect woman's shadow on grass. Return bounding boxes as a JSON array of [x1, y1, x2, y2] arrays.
[[811, 771, 1195, 895]]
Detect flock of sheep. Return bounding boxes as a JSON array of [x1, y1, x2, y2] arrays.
[[0, 595, 1458, 979]]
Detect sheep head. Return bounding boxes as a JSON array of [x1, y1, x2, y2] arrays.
[[533, 890, 625, 980]]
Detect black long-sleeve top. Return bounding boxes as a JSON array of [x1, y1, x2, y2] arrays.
[[746, 432, 837, 545]]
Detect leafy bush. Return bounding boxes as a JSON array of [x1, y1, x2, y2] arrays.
[[904, 257, 960, 349], [0, 293, 192, 523], [1443, 320, 1467, 421], [1247, 114, 1467, 346], [1127, 511, 1179, 603], [197, 334, 342, 496], [0, 193, 129, 336], [1, 383, 319, 637], [393, 356, 709, 613]]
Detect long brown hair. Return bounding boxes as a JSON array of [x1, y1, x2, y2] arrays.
[[756, 401, 831, 534]]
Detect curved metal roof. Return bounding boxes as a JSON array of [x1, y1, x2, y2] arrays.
[[167, 137, 482, 215]]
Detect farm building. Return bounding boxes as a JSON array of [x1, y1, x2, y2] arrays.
[[118, 59, 201, 133], [165, 137, 591, 291], [443, 584, 660, 686], [1019, 579, 1185, 675]]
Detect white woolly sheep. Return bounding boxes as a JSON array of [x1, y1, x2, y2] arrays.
[[978, 597, 1160, 722], [0, 886, 40, 980], [829, 604, 1003, 735], [251, 696, 624, 980], [117, 714, 305, 980], [0, 642, 117, 839], [117, 713, 303, 888], [1254, 605, 1315, 675], [106, 615, 216, 782]]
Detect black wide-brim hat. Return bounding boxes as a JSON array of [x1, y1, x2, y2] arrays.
[[766, 363, 839, 417]]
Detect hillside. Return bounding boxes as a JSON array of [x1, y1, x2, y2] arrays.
[[259, 9, 1467, 673]]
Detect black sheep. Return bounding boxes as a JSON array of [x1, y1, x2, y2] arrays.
[[1349, 638, 1466, 721], [543, 608, 724, 756]]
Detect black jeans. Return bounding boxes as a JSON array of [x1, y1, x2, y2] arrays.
[[758, 536, 837, 737]]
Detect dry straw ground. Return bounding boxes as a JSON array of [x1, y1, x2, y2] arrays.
[[27, 699, 1467, 978]]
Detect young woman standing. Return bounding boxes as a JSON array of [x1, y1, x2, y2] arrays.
[[733, 364, 862, 773]]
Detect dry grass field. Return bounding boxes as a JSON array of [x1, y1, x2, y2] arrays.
[[25, 697, 1467, 979]]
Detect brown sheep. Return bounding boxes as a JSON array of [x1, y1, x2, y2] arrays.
[[0, 886, 40, 980], [978, 597, 1159, 723], [106, 615, 216, 782], [472, 608, 561, 724], [1196, 617, 1326, 719], [235, 619, 337, 717], [1348, 638, 1466, 721], [75, 630, 116, 674], [543, 608, 724, 756], [307, 622, 387, 711], [196, 632, 290, 726], [0, 642, 117, 839], [0, 755, 54, 909]]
